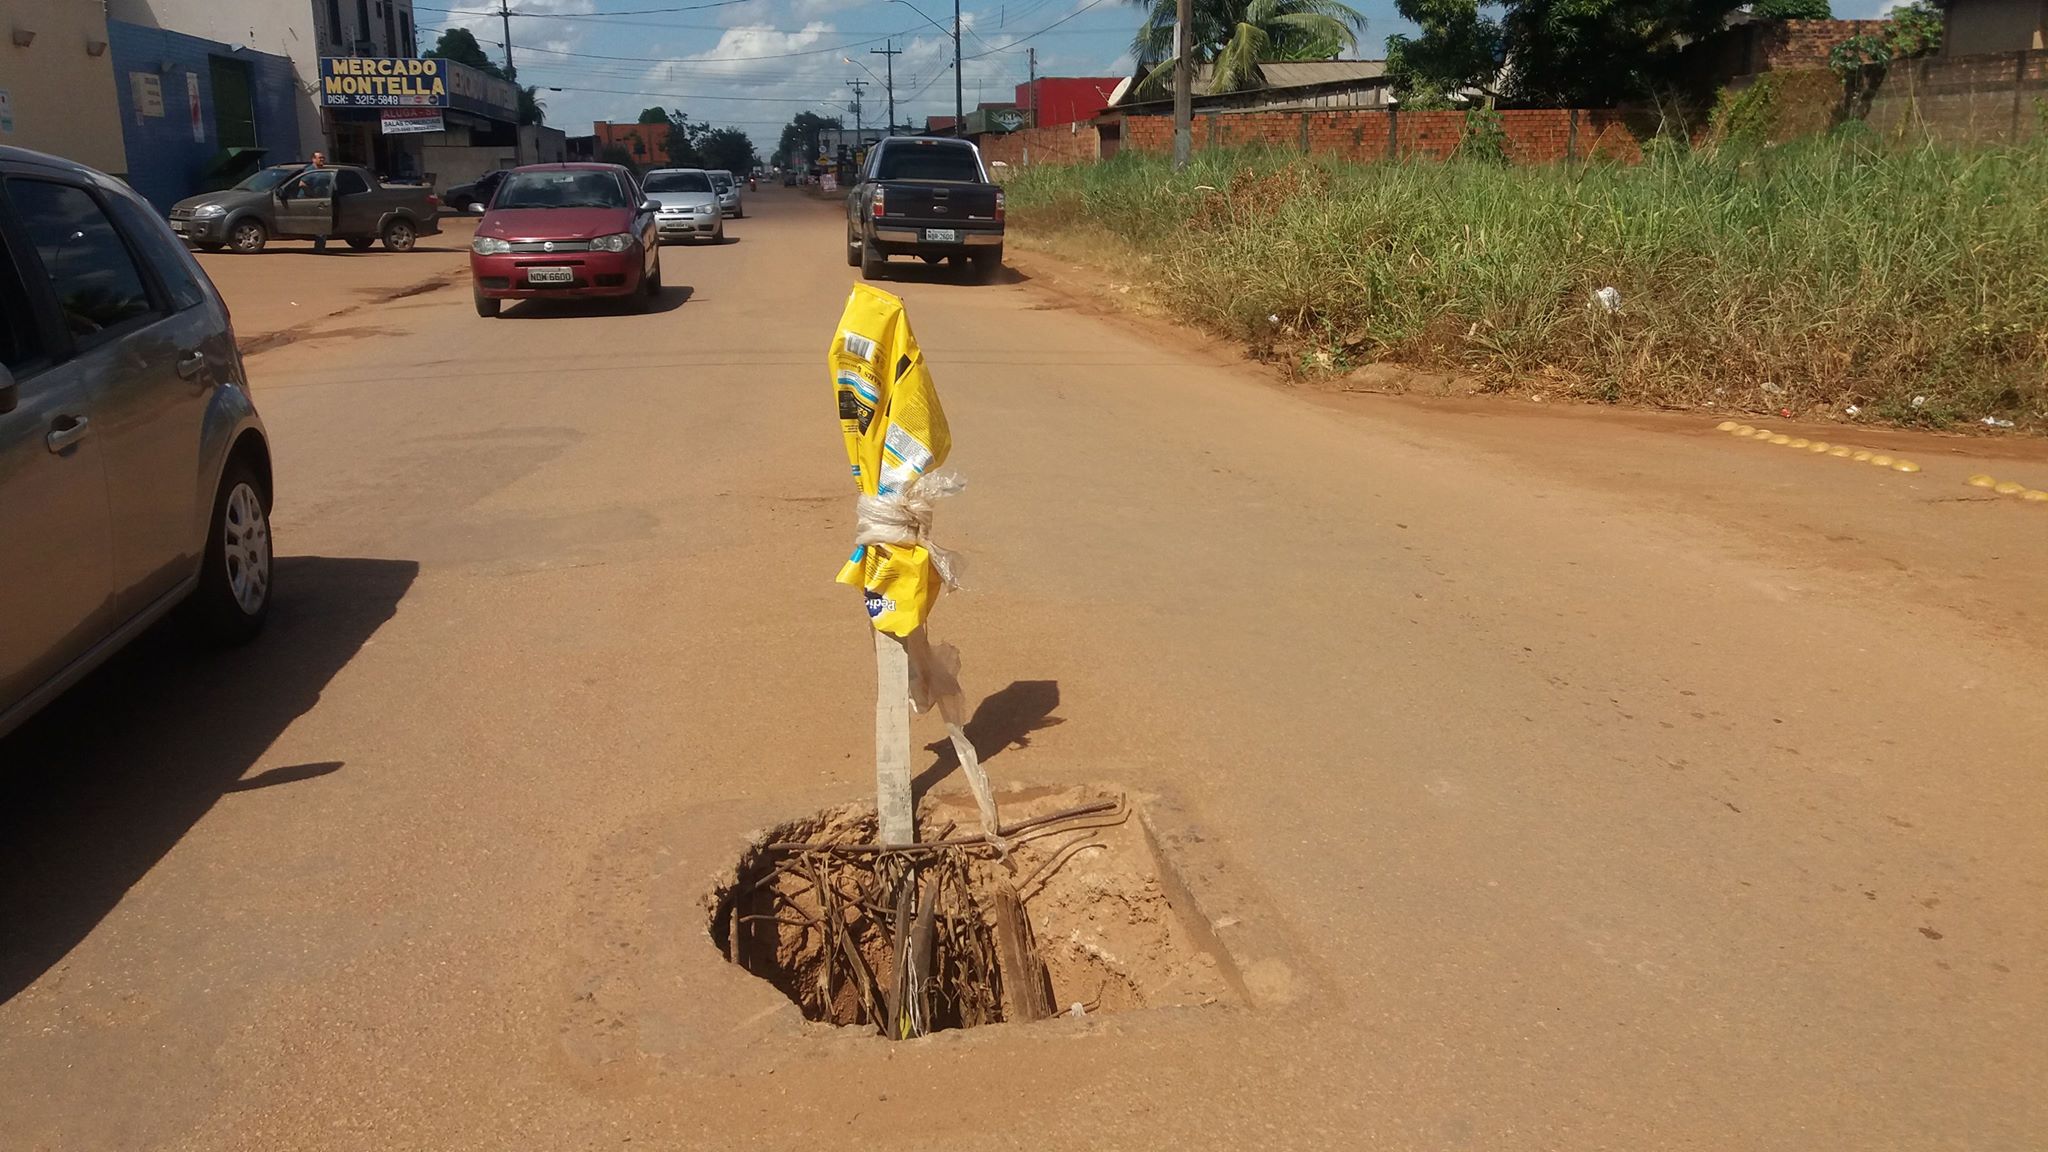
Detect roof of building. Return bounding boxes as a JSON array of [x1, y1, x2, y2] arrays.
[[1111, 59, 1391, 108]]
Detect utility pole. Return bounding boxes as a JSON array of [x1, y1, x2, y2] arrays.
[[952, 0, 964, 135], [848, 79, 867, 139], [1027, 46, 1037, 128], [499, 0, 515, 77], [1172, 0, 1192, 169], [872, 41, 902, 137]]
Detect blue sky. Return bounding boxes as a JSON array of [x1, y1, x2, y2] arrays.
[[412, 0, 1900, 145]]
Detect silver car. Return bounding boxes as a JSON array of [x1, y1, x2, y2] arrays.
[[642, 168, 724, 244], [709, 169, 743, 218], [1, 145, 274, 740]]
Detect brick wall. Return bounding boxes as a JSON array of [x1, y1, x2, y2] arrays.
[[980, 123, 1101, 169], [1112, 106, 1655, 166], [1755, 19, 1890, 70], [1860, 49, 2048, 145]]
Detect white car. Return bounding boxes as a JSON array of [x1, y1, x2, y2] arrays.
[[708, 169, 743, 218]]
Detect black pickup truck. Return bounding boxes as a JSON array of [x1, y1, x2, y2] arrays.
[[845, 137, 1004, 281]]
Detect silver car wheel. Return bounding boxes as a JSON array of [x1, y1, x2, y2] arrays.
[[222, 481, 271, 616]]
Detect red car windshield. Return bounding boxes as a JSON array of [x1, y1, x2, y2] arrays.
[[494, 171, 629, 210]]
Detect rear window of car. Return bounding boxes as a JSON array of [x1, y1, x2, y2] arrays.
[[709, 173, 733, 190], [873, 143, 983, 183], [644, 171, 712, 193], [494, 170, 629, 209]]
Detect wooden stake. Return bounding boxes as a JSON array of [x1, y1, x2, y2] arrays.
[[874, 628, 915, 846], [991, 880, 1052, 1022]]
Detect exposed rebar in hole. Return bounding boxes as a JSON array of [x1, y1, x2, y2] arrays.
[[709, 788, 1233, 1036]]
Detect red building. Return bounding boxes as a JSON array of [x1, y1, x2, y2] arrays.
[[591, 121, 673, 166], [1014, 77, 1124, 128]]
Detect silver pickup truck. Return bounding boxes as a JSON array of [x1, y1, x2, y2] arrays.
[[169, 163, 441, 254]]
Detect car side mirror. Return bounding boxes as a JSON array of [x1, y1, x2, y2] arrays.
[[641, 198, 660, 213], [0, 363, 17, 415]]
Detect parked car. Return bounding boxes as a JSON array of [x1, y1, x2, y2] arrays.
[[641, 167, 724, 244], [1, 145, 274, 741], [443, 167, 509, 214], [783, 171, 798, 187], [169, 162, 441, 254], [467, 163, 663, 317], [846, 137, 1003, 281], [709, 169, 743, 218]]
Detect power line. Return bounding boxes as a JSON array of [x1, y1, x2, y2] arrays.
[[412, 0, 760, 18], [964, 0, 1116, 59]]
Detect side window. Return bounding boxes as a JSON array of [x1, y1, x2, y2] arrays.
[[0, 230, 47, 373], [288, 170, 336, 199], [336, 170, 370, 196], [7, 179, 156, 346], [103, 193, 205, 312]]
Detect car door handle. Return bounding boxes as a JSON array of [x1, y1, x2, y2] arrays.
[[46, 415, 90, 453], [176, 352, 206, 380]]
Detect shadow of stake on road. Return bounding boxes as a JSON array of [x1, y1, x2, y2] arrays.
[[913, 679, 1063, 802], [0, 556, 417, 1004]]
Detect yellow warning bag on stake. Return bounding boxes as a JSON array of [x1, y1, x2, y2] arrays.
[[828, 284, 962, 637]]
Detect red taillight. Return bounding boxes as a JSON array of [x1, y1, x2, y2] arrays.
[[994, 189, 1005, 223], [872, 187, 886, 217], [427, 194, 440, 206]]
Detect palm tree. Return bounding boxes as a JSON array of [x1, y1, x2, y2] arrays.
[[1130, 0, 1366, 97]]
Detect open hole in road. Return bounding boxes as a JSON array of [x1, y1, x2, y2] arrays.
[[709, 787, 1234, 1037]]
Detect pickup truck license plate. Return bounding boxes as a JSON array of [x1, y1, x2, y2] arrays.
[[526, 266, 573, 285], [923, 228, 957, 243]]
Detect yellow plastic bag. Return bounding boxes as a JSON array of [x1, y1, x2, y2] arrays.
[[829, 284, 956, 637]]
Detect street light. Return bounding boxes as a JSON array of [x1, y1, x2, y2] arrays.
[[887, 0, 961, 135]]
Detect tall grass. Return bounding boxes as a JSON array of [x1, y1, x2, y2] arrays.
[[1007, 135, 2048, 426]]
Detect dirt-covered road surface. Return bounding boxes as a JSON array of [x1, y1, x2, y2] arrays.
[[3, 186, 2044, 1151]]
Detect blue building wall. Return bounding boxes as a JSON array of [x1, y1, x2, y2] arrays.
[[107, 22, 302, 213]]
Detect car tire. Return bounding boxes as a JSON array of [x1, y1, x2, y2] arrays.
[[860, 235, 885, 281], [845, 226, 860, 268], [229, 218, 267, 254], [382, 218, 418, 252], [346, 237, 375, 251], [474, 289, 501, 318], [189, 457, 272, 645], [972, 248, 1002, 282]]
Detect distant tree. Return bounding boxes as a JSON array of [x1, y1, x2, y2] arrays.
[[425, 28, 498, 73], [1129, 0, 1367, 96], [599, 143, 637, 170], [424, 28, 543, 125], [1751, 0, 1831, 17], [659, 110, 707, 167], [777, 111, 842, 169], [1383, 0, 1744, 106], [699, 127, 757, 174], [637, 106, 670, 124]]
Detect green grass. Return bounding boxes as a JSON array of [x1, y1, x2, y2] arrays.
[[1006, 136, 2048, 428]]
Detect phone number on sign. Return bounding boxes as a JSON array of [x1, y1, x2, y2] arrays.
[[333, 94, 441, 108]]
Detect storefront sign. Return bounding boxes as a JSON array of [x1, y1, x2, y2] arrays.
[[381, 108, 446, 134], [187, 73, 204, 142], [319, 57, 518, 122], [131, 73, 164, 121]]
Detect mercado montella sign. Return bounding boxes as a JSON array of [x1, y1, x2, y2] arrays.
[[317, 57, 518, 120]]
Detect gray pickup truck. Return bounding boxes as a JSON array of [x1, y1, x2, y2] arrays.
[[169, 163, 441, 254]]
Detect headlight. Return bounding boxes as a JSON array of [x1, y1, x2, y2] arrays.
[[190, 204, 225, 218], [693, 205, 714, 215], [589, 232, 634, 253], [471, 236, 510, 255]]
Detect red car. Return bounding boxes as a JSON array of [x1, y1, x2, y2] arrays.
[[468, 163, 663, 317]]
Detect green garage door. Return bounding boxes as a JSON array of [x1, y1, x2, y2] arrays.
[[208, 57, 258, 149]]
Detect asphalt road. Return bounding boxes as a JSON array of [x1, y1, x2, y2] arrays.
[[2, 185, 2043, 1151]]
